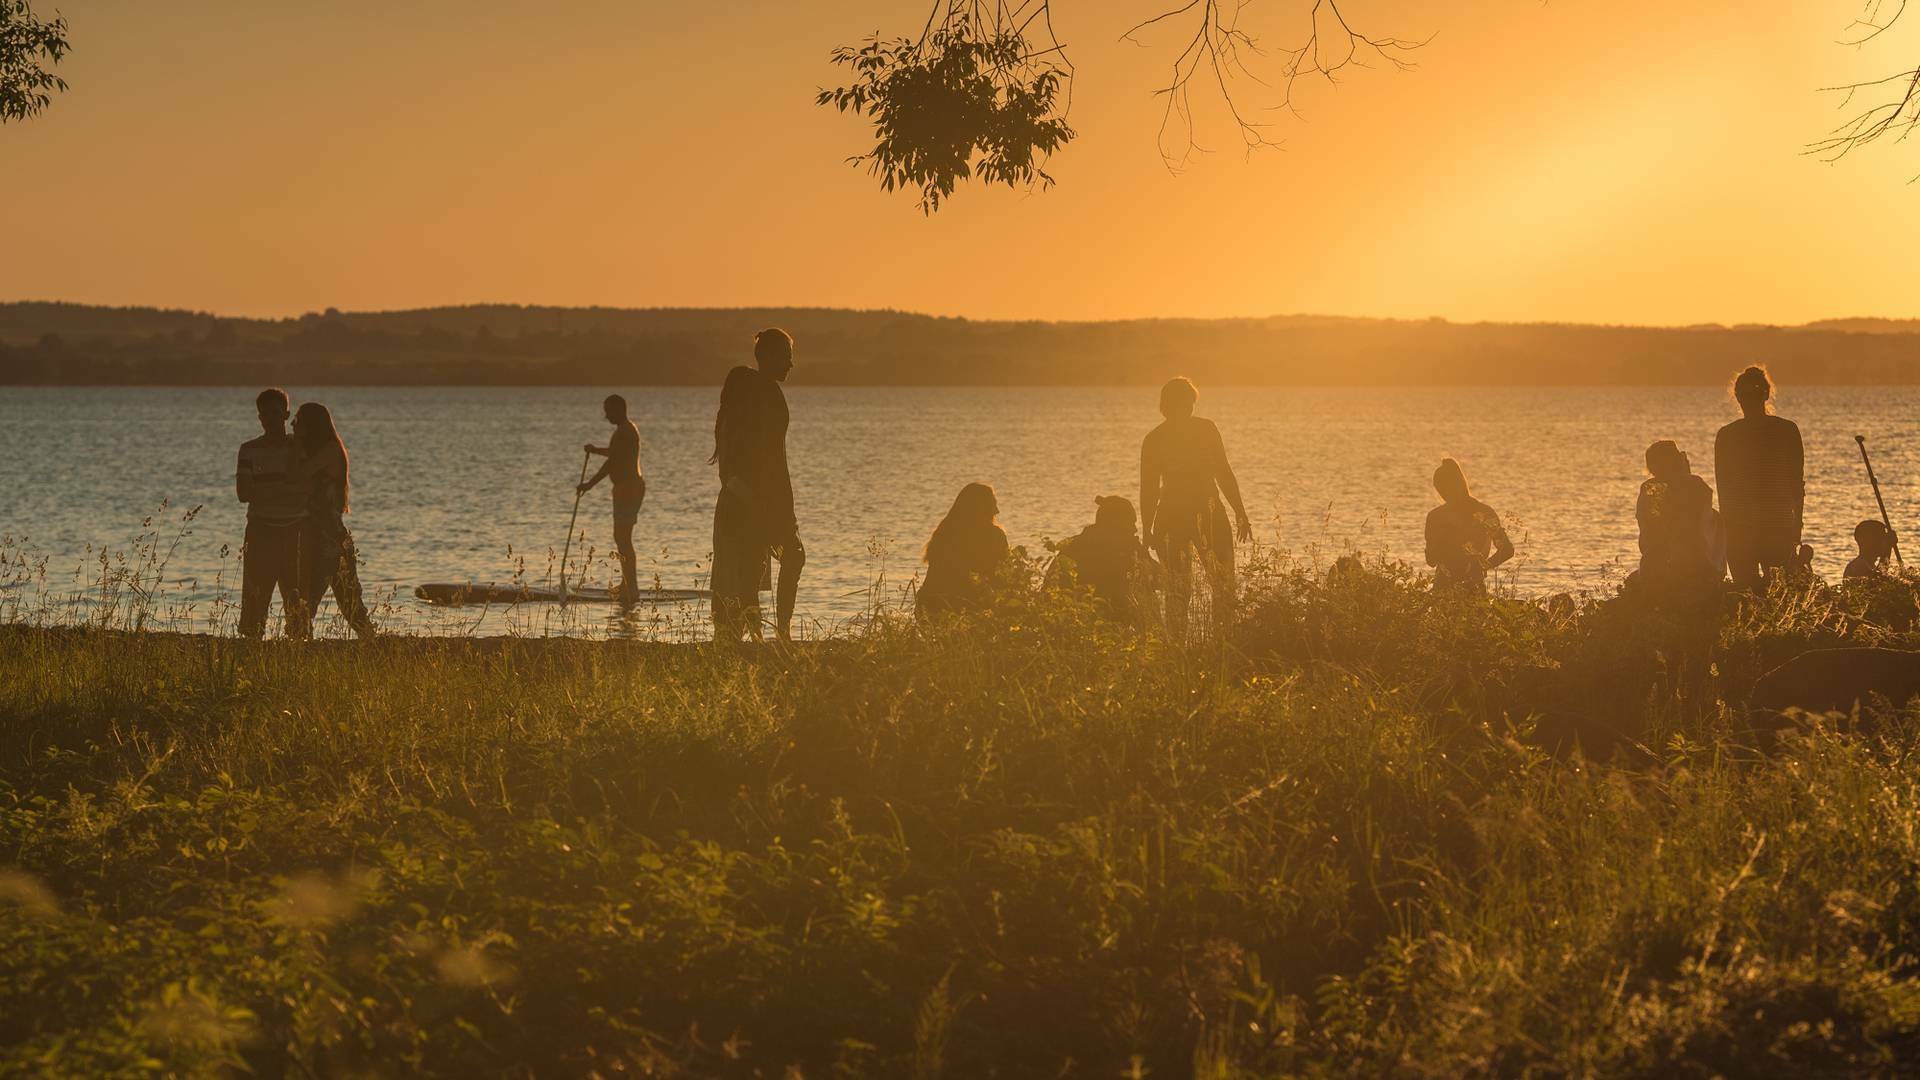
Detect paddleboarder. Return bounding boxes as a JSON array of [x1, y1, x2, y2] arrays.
[[710, 329, 805, 642], [578, 394, 646, 603]]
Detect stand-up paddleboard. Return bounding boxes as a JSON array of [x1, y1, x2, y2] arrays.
[[415, 582, 710, 606]]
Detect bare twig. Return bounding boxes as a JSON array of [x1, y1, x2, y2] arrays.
[[1810, 1, 1920, 177], [1122, 0, 1426, 172]]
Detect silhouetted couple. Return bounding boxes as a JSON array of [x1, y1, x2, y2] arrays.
[[578, 394, 646, 602], [711, 329, 803, 643], [235, 388, 374, 640]]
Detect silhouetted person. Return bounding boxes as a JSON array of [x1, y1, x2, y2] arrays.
[[711, 329, 804, 642], [1423, 458, 1514, 594], [292, 401, 375, 639], [235, 387, 309, 639], [1715, 366, 1804, 588], [1634, 440, 1724, 598], [1846, 520, 1896, 580], [1140, 377, 1253, 640], [917, 483, 1009, 620], [1048, 495, 1158, 624], [579, 394, 646, 603]]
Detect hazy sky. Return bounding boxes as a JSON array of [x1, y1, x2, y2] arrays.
[[3, 1, 1918, 324]]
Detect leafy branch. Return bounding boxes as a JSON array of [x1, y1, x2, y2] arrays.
[[818, 1, 1077, 214], [0, 0, 70, 124]]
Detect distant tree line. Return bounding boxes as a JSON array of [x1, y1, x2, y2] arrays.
[[2, 303, 1918, 387]]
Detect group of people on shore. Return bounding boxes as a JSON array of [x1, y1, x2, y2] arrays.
[[234, 339, 1901, 641], [1416, 365, 1900, 608]]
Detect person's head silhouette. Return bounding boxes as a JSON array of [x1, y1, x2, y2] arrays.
[[1733, 365, 1774, 418], [1433, 458, 1470, 504], [1645, 439, 1691, 480], [755, 329, 795, 383], [604, 394, 627, 423], [294, 401, 350, 512], [1856, 519, 1894, 560], [256, 387, 289, 434], [1094, 495, 1137, 534], [948, 482, 999, 525], [1159, 377, 1198, 420]]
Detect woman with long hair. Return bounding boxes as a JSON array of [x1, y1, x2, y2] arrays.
[[1424, 457, 1514, 594], [293, 401, 376, 639], [710, 363, 775, 641], [916, 482, 1009, 620]]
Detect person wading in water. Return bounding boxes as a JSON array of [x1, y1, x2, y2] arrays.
[[235, 387, 309, 639], [1715, 365, 1804, 589], [1424, 458, 1515, 594], [710, 329, 804, 643], [292, 401, 376, 639], [579, 394, 646, 603], [1139, 377, 1254, 641]]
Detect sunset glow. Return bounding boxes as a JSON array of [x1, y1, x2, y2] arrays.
[[3, 1, 1916, 325]]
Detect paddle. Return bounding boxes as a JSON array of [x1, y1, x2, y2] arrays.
[[1856, 434, 1904, 567], [559, 449, 593, 603]]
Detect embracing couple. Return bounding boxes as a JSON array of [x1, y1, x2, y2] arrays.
[[234, 387, 376, 640]]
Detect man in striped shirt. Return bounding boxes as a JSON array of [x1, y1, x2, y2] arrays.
[[235, 387, 310, 638], [1714, 366, 1804, 589]]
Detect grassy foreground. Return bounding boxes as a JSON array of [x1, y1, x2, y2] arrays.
[[4, 566, 1920, 1077]]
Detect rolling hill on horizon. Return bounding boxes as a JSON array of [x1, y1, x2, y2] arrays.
[[3, 301, 1918, 386]]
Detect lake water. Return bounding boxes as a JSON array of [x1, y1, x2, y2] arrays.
[[2, 385, 1914, 638]]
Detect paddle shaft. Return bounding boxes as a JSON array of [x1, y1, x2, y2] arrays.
[[556, 445, 591, 595], [1857, 435, 1904, 566]]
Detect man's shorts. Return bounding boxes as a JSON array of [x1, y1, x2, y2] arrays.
[[613, 480, 646, 528]]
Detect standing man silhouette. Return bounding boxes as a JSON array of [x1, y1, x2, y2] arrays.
[[1140, 377, 1253, 640], [235, 387, 309, 639], [710, 329, 805, 642], [1715, 366, 1804, 589], [579, 394, 646, 603]]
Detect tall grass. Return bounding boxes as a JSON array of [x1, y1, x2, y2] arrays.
[[1, 557, 1918, 1075]]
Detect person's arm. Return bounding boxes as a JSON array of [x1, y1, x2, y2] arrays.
[[1487, 510, 1515, 570], [1424, 509, 1443, 569], [1789, 421, 1805, 526], [1139, 437, 1160, 543], [1211, 422, 1254, 542], [236, 446, 253, 504], [579, 456, 611, 494], [1636, 487, 1654, 558], [1713, 427, 1735, 516]]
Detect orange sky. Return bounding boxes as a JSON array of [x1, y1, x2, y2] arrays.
[[2, 1, 1917, 325]]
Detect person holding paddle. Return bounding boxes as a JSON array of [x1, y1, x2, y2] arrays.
[[578, 394, 646, 603]]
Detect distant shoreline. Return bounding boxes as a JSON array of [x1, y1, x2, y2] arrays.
[[5, 301, 1919, 387]]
